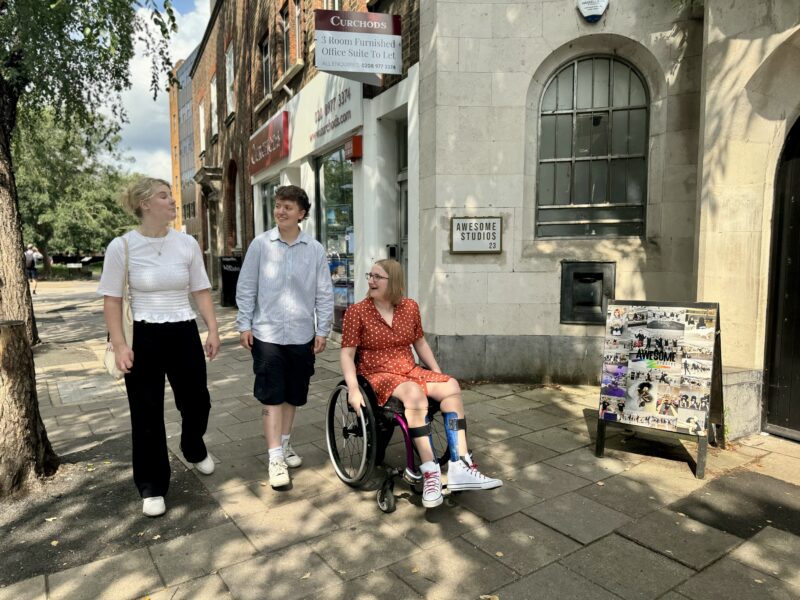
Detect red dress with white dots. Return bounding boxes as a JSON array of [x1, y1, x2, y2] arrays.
[[341, 297, 452, 406]]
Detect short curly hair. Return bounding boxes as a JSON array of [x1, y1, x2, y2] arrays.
[[275, 185, 311, 221]]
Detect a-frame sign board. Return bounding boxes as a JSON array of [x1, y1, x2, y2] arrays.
[[594, 301, 724, 479]]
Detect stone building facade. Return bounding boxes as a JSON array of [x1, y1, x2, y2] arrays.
[[172, 0, 800, 441]]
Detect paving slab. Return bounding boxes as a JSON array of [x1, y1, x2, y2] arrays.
[[500, 408, 575, 431], [309, 486, 393, 527], [739, 434, 800, 460], [211, 484, 270, 519], [524, 492, 632, 544], [390, 537, 516, 599], [512, 462, 593, 499], [515, 387, 574, 403], [544, 446, 635, 482], [206, 435, 271, 460], [382, 493, 486, 549], [537, 400, 593, 420], [459, 389, 494, 405], [522, 425, 593, 453], [617, 508, 742, 570], [246, 464, 340, 509], [576, 474, 690, 519], [750, 452, 800, 486], [0, 576, 46, 600], [300, 568, 422, 600], [485, 394, 545, 412], [0, 436, 226, 588], [149, 522, 258, 586], [450, 481, 542, 522], [193, 456, 267, 492], [148, 573, 233, 600], [233, 500, 338, 553], [492, 562, 623, 600], [219, 544, 342, 600], [669, 470, 800, 539], [481, 436, 559, 469], [462, 511, 581, 575], [561, 534, 694, 600], [47, 548, 162, 600], [467, 383, 522, 398], [729, 526, 800, 588], [465, 414, 533, 442], [677, 556, 800, 600], [310, 518, 420, 580]]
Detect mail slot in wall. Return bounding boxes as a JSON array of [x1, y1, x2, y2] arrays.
[[560, 262, 616, 325]]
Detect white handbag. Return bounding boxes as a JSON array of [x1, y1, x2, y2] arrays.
[[104, 235, 133, 379]]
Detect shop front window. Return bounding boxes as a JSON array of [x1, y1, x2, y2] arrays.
[[260, 178, 280, 232], [317, 147, 354, 333]]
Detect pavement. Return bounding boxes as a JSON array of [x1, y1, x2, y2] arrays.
[[1, 280, 799, 600]]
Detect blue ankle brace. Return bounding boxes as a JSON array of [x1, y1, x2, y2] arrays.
[[442, 412, 461, 462]]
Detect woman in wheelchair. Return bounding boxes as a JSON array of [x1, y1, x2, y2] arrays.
[[340, 259, 502, 508]]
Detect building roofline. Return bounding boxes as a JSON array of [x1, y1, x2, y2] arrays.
[[189, 0, 224, 79]]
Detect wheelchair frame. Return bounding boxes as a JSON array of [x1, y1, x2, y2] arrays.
[[325, 376, 450, 513]]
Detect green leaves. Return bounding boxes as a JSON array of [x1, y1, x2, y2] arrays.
[[1, 0, 177, 132], [13, 107, 138, 255]]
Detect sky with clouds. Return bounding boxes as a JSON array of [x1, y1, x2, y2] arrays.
[[114, 0, 210, 180]]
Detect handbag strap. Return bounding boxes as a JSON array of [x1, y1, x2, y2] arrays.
[[122, 233, 130, 299]]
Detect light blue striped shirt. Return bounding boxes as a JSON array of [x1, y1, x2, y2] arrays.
[[235, 228, 334, 344]]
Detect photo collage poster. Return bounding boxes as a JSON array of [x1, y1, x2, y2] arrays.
[[599, 304, 717, 436]]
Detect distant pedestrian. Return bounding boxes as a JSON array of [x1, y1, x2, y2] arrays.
[[24, 244, 43, 294], [98, 176, 220, 518], [235, 185, 334, 489]]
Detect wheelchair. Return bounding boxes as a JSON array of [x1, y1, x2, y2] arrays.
[[325, 375, 451, 513]]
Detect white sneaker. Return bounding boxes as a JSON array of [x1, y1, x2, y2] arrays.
[[193, 454, 215, 475], [420, 461, 443, 508], [268, 458, 290, 488], [282, 439, 302, 468], [447, 454, 503, 491], [142, 496, 166, 517]]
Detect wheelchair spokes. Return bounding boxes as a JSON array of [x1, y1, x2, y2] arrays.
[[326, 385, 376, 486]]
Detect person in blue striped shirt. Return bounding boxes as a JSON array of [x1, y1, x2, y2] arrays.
[[236, 185, 334, 488]]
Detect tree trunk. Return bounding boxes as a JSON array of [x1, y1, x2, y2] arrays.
[[0, 80, 39, 345], [0, 81, 54, 497], [0, 320, 58, 496]]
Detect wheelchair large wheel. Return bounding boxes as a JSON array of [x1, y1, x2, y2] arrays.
[[326, 384, 377, 486]]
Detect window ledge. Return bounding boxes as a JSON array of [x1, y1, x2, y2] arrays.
[[224, 112, 235, 127], [272, 60, 304, 95], [254, 94, 273, 115]]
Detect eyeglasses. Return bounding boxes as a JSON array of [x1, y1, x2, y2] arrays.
[[365, 273, 389, 282]]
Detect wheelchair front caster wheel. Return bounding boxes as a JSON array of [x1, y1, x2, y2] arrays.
[[377, 480, 396, 513]]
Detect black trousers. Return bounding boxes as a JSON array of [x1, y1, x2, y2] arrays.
[[124, 320, 211, 498]]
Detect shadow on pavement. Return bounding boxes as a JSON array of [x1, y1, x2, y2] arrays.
[[669, 470, 800, 539], [0, 435, 227, 587]]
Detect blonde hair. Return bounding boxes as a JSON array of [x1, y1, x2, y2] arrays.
[[371, 259, 405, 306], [120, 177, 170, 219]]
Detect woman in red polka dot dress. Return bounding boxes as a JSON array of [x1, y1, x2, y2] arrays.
[[341, 259, 502, 508]]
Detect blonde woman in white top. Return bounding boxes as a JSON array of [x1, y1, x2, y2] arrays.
[[98, 177, 220, 517]]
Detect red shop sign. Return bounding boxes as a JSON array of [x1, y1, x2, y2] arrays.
[[249, 111, 290, 176]]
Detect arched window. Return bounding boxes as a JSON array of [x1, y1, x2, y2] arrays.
[[537, 57, 648, 238]]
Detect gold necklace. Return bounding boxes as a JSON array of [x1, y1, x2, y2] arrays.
[[139, 230, 168, 255]]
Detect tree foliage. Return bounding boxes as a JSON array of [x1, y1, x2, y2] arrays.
[[13, 107, 139, 256], [0, 0, 177, 134]]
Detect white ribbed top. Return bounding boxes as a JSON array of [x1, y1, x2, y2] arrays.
[[97, 230, 211, 322]]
